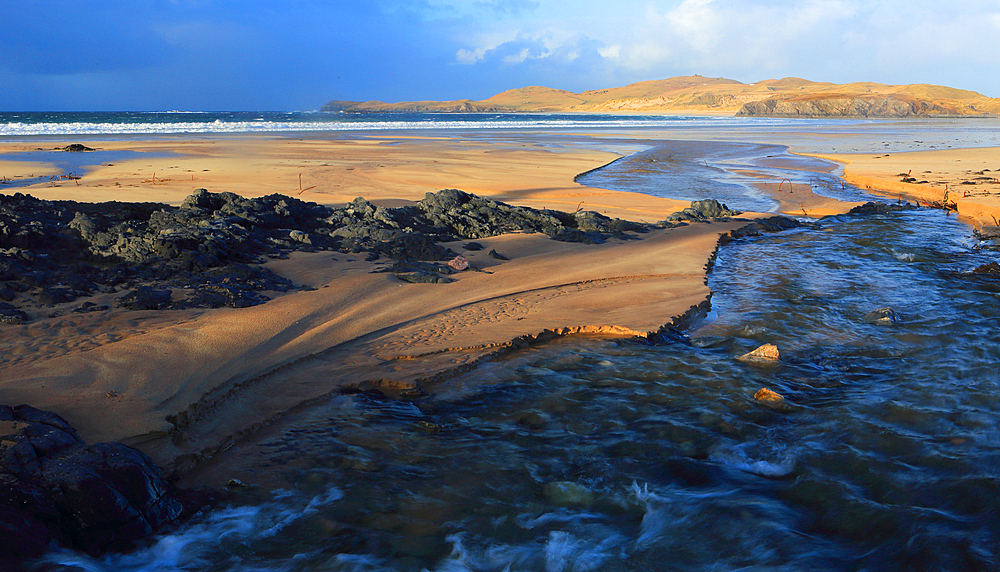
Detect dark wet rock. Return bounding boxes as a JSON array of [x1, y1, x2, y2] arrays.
[[463, 241, 484, 251], [0, 404, 189, 561], [0, 302, 29, 324], [60, 144, 95, 152], [721, 216, 804, 243], [488, 248, 509, 260], [971, 261, 1000, 274], [848, 201, 915, 215], [662, 199, 743, 223]]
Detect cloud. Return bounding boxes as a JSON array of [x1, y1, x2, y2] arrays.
[[476, 0, 541, 16]]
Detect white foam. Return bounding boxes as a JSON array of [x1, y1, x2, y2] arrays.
[[0, 115, 792, 137], [709, 443, 797, 477], [37, 485, 346, 572]]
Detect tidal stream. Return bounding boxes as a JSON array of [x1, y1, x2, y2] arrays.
[[38, 143, 1000, 572]]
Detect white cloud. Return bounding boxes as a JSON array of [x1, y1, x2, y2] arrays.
[[456, 48, 486, 63], [443, 0, 1000, 95], [598, 45, 621, 58], [504, 48, 532, 64]]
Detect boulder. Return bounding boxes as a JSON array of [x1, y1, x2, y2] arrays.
[[447, 255, 469, 271], [662, 198, 743, 222], [0, 405, 186, 560]]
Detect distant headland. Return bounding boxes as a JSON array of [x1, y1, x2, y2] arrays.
[[323, 75, 1000, 118]]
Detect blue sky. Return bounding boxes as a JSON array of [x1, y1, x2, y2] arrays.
[[2, 0, 998, 110]]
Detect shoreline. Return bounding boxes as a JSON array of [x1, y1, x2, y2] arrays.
[[0, 134, 749, 474], [805, 147, 1000, 229]]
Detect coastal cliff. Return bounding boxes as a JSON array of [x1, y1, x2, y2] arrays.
[[323, 76, 999, 118], [737, 93, 993, 118]]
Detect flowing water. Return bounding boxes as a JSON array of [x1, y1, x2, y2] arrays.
[[34, 139, 1000, 571], [575, 140, 874, 212]]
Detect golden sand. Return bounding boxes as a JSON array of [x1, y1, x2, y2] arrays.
[[811, 147, 1000, 228]]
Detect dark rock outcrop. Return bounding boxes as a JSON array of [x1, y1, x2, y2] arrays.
[[60, 144, 95, 152], [0, 405, 187, 564], [0, 189, 648, 320], [661, 199, 743, 223], [847, 201, 916, 215]]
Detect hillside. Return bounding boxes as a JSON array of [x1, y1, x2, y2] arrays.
[[322, 76, 999, 117]]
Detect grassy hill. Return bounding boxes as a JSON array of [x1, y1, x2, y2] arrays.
[[323, 76, 999, 117]]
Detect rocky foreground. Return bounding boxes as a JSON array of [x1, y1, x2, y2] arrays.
[[1, 404, 212, 566]]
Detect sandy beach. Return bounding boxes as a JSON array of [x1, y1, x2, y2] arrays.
[[0, 134, 760, 471], [4, 131, 995, 475], [813, 147, 1000, 229]]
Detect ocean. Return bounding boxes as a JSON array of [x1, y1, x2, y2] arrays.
[[0, 111, 802, 138]]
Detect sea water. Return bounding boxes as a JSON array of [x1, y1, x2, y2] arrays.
[[22, 117, 1000, 571], [0, 111, 807, 138]]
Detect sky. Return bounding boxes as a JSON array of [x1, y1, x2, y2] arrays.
[[2, 0, 998, 111]]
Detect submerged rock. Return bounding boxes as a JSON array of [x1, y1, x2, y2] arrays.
[[543, 481, 595, 507], [754, 387, 791, 411], [738, 343, 780, 363], [971, 261, 1000, 275], [863, 307, 900, 324]]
